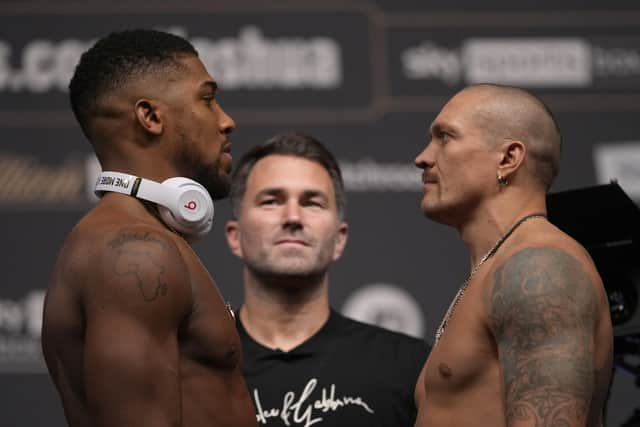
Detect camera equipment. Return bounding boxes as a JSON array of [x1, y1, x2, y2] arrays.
[[547, 181, 640, 426]]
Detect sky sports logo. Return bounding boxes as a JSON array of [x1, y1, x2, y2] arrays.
[[463, 38, 591, 87], [402, 37, 640, 88]]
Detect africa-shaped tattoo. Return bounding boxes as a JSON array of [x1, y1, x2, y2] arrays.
[[108, 231, 169, 302]]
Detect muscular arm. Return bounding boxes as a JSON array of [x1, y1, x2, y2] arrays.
[[83, 228, 192, 427], [489, 247, 598, 427]]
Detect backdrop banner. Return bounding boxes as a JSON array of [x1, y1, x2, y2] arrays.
[[1, 1, 639, 426]]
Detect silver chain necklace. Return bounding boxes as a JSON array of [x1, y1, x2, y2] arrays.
[[434, 213, 546, 345]]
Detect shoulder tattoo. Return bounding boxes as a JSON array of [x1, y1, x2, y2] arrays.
[[108, 230, 171, 302], [490, 247, 598, 425]]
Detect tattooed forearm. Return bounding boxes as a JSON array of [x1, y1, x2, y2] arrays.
[[490, 247, 598, 426], [108, 230, 169, 302]]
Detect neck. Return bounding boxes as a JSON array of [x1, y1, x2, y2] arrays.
[[145, 202, 190, 242], [99, 145, 179, 183], [459, 193, 547, 268], [240, 269, 331, 352]]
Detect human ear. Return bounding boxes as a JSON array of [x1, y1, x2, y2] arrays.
[[225, 220, 243, 258], [332, 222, 349, 261], [497, 140, 526, 183], [134, 99, 163, 136]]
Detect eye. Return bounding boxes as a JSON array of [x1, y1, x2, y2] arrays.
[[203, 95, 215, 107], [305, 198, 326, 208], [259, 198, 278, 206]]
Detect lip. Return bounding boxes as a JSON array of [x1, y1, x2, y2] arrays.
[[222, 141, 232, 153], [422, 172, 438, 185], [275, 239, 310, 247]]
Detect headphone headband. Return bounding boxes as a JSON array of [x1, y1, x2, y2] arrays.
[[95, 171, 140, 196], [95, 171, 181, 213], [94, 171, 214, 242]]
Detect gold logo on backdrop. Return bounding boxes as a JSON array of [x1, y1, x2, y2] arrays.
[[0, 152, 84, 204]]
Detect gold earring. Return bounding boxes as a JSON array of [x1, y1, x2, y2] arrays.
[[497, 173, 508, 186]]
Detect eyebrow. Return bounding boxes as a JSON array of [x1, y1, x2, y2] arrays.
[[430, 122, 456, 137], [255, 188, 329, 200], [201, 80, 218, 94]]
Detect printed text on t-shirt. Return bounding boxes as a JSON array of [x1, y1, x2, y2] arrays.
[[253, 377, 375, 426]]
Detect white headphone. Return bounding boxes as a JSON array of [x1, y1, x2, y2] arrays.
[[94, 171, 214, 242]]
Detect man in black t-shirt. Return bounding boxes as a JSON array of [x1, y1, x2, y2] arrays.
[[225, 132, 430, 426]]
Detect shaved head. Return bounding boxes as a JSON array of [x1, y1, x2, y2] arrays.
[[455, 84, 561, 190]]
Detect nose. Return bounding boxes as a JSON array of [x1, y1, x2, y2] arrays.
[[282, 200, 303, 230], [415, 143, 434, 171], [219, 104, 235, 135]]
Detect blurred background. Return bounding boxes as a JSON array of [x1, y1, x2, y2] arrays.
[[1, 0, 639, 425]]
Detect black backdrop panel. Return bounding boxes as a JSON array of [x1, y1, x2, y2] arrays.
[[1, 1, 639, 426]]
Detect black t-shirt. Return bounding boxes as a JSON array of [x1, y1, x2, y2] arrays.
[[237, 310, 430, 427]]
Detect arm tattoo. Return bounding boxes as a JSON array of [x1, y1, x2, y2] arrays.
[[108, 231, 170, 302], [490, 247, 598, 426]]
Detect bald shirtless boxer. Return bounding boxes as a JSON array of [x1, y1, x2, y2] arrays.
[[413, 84, 613, 427]]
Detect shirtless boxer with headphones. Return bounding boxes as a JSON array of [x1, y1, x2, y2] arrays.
[[42, 29, 256, 427]]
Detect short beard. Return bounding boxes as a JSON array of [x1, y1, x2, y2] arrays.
[[193, 161, 230, 201], [247, 264, 327, 294], [176, 131, 230, 200]]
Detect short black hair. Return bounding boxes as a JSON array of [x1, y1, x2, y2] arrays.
[[69, 29, 198, 138], [230, 132, 346, 219]]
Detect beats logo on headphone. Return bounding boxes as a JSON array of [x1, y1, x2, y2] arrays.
[[94, 171, 214, 242]]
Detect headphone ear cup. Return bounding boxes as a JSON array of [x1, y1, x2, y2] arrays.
[[157, 177, 214, 242]]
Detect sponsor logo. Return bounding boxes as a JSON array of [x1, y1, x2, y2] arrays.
[[0, 151, 85, 205], [339, 159, 421, 192], [0, 26, 342, 94], [593, 141, 640, 201], [594, 46, 640, 78], [0, 290, 46, 373], [0, 154, 424, 210], [0, 38, 93, 92], [342, 283, 425, 338], [401, 37, 640, 88], [194, 26, 342, 90], [402, 41, 461, 85], [462, 38, 591, 87]]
